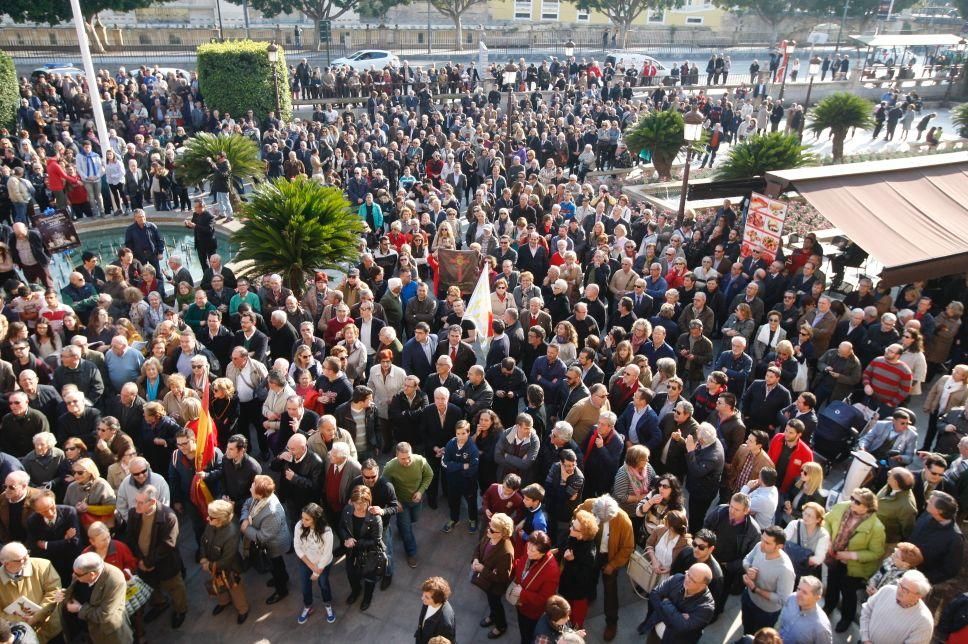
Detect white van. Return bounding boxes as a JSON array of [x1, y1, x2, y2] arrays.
[[604, 52, 669, 80]]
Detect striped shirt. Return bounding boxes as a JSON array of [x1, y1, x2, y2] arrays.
[[862, 357, 913, 407]]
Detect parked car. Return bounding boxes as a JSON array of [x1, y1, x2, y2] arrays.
[[604, 52, 670, 81], [330, 49, 401, 71], [31, 63, 84, 80]]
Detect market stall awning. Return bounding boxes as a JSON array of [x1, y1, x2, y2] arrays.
[[765, 152, 968, 286], [849, 34, 966, 48]]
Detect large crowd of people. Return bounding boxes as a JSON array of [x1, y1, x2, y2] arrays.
[[0, 49, 966, 644]]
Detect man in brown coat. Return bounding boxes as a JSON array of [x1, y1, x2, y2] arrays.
[[64, 553, 132, 644], [724, 430, 775, 500], [564, 384, 612, 445], [798, 295, 838, 355]]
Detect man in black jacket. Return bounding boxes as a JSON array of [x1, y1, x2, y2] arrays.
[[740, 367, 792, 433], [217, 434, 262, 509], [9, 222, 52, 287], [52, 346, 104, 408], [912, 453, 955, 515], [703, 493, 761, 617], [636, 563, 716, 641], [351, 458, 400, 589], [123, 210, 164, 281], [686, 423, 726, 534], [270, 433, 323, 530], [486, 358, 528, 429], [25, 489, 81, 585], [910, 490, 964, 584], [388, 376, 428, 447], [420, 388, 462, 509], [433, 325, 476, 381]]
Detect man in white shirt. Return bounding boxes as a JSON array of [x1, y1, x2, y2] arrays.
[[859, 569, 933, 644], [741, 467, 780, 528]]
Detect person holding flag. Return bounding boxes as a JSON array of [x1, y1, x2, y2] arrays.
[[463, 254, 494, 365], [169, 395, 223, 550]]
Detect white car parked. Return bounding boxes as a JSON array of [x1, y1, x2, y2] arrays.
[[330, 49, 401, 71]]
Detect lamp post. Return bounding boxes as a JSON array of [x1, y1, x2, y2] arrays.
[[267, 42, 281, 117], [503, 62, 518, 143], [677, 108, 705, 220], [778, 40, 796, 101], [564, 38, 575, 59]]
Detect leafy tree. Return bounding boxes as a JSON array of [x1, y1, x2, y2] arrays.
[[357, 0, 411, 24], [239, 0, 361, 49], [711, 0, 796, 42], [175, 133, 265, 210], [232, 177, 364, 297], [196, 40, 292, 122], [428, 0, 486, 52], [0, 51, 17, 132], [953, 102, 968, 138], [808, 0, 918, 34], [573, 0, 681, 49], [807, 92, 874, 163], [714, 132, 816, 180], [623, 109, 692, 180], [2, 0, 176, 53]]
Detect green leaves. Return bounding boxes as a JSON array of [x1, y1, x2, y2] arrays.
[[196, 40, 292, 123], [807, 92, 874, 162], [715, 132, 816, 180], [3, 0, 176, 23], [953, 103, 968, 139], [0, 51, 17, 132], [623, 109, 700, 179], [175, 133, 265, 193], [231, 178, 365, 297]]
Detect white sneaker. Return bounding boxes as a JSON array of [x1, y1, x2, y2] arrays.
[[324, 604, 335, 623]]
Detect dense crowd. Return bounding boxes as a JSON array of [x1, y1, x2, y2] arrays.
[[0, 51, 966, 644]]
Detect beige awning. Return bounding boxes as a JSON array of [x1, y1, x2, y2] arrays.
[[766, 153, 968, 286]]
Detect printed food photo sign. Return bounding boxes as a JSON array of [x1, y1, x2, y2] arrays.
[[742, 192, 788, 263]]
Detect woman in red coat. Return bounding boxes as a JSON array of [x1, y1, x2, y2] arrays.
[[510, 530, 560, 644]]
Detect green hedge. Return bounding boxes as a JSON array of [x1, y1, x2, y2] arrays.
[[196, 40, 292, 123], [0, 51, 17, 132]]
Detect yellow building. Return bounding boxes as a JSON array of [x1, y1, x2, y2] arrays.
[[489, 0, 726, 29]]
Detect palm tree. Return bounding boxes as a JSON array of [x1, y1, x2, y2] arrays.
[[175, 133, 265, 210], [232, 177, 364, 297], [953, 102, 968, 138], [807, 93, 874, 163], [714, 132, 817, 181], [623, 109, 689, 180]]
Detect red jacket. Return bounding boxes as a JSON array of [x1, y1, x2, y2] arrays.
[[512, 552, 560, 619], [767, 434, 813, 493], [46, 158, 68, 191]]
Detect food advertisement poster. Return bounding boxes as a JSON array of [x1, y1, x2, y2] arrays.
[[742, 192, 787, 263]]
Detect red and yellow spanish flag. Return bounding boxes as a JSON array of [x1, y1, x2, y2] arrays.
[[189, 379, 218, 520]]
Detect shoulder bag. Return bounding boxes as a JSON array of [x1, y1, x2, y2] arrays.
[[505, 552, 554, 607]]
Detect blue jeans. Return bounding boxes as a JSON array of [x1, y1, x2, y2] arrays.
[[297, 559, 332, 607], [741, 588, 780, 635], [395, 501, 421, 557], [12, 203, 28, 225], [381, 521, 394, 577], [214, 191, 233, 218]]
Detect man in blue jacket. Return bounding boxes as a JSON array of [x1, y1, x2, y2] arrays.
[[637, 563, 716, 642], [617, 388, 662, 452]]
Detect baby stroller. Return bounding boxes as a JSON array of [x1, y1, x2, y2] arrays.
[[812, 399, 869, 469]]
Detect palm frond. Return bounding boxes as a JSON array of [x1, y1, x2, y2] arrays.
[[175, 133, 265, 191], [231, 177, 365, 296], [807, 92, 875, 136], [714, 132, 817, 181], [953, 103, 968, 138]]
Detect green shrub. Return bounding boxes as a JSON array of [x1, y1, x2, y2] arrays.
[[0, 51, 18, 132], [196, 40, 292, 122]]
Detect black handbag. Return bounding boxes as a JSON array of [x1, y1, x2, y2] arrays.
[[248, 541, 273, 574]]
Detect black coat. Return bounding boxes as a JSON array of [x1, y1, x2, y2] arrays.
[[420, 404, 463, 454], [433, 340, 476, 381], [414, 601, 456, 644], [740, 380, 792, 432], [26, 504, 81, 582]]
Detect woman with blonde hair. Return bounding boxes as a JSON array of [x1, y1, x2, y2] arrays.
[[650, 357, 678, 395], [556, 509, 599, 628], [471, 512, 515, 638], [550, 321, 578, 365], [64, 457, 117, 529], [431, 221, 457, 252], [211, 377, 240, 451], [201, 499, 249, 623], [779, 461, 828, 526], [866, 542, 924, 595], [162, 373, 200, 424]]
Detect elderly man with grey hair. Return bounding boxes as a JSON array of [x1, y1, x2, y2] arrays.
[[580, 411, 624, 498], [686, 422, 726, 533], [270, 433, 324, 530], [53, 344, 105, 407], [0, 541, 63, 642], [859, 569, 933, 644], [115, 456, 170, 524], [578, 493, 635, 642], [64, 551, 132, 644], [317, 441, 360, 529]]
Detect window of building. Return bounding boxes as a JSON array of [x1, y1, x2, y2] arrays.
[[686, 16, 704, 24], [576, 8, 590, 21], [541, 0, 559, 20], [514, 0, 532, 19], [648, 10, 664, 23]]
